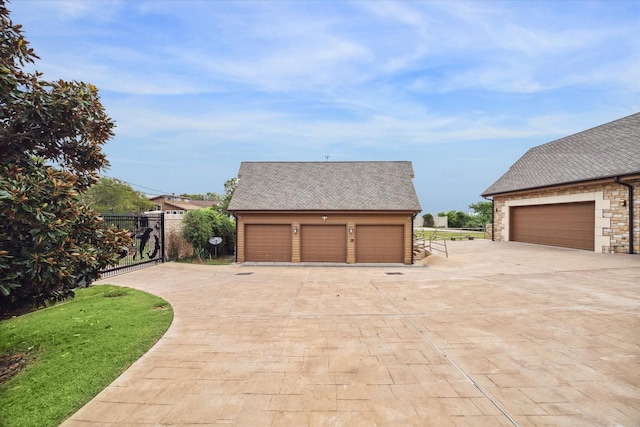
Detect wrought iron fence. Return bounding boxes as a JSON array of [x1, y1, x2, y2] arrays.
[[100, 213, 164, 278]]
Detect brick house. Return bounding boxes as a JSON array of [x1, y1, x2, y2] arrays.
[[148, 195, 217, 260], [148, 194, 216, 215], [482, 113, 640, 254], [228, 161, 422, 264]]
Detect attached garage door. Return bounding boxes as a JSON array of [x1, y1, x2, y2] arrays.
[[356, 225, 404, 263], [300, 225, 346, 262], [245, 224, 291, 262], [510, 202, 595, 250]]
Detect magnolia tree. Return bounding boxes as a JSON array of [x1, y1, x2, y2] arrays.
[[0, 4, 131, 313]]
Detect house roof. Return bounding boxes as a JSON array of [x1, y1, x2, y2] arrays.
[[482, 112, 640, 196], [148, 195, 216, 210], [164, 201, 206, 211], [228, 161, 422, 212], [189, 200, 217, 208]]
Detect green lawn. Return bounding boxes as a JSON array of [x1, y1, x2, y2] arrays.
[[0, 285, 173, 427]]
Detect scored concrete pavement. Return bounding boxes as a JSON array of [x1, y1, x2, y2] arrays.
[[61, 240, 640, 426]]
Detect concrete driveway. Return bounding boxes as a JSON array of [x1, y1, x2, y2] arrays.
[[62, 240, 639, 426]]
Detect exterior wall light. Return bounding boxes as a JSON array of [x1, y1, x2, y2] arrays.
[[620, 199, 627, 207], [293, 226, 298, 234], [322, 215, 328, 221], [349, 227, 353, 234]]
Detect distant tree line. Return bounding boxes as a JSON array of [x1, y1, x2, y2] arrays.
[[81, 177, 154, 213], [422, 201, 492, 228]]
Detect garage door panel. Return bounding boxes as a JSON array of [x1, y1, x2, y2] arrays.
[[301, 225, 346, 262], [510, 202, 594, 251], [245, 224, 291, 262], [356, 225, 404, 263]]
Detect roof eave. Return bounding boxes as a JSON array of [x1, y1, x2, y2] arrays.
[[229, 208, 422, 214], [482, 172, 640, 197]]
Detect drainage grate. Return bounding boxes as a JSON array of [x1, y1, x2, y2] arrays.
[[385, 272, 404, 275], [236, 272, 254, 276]]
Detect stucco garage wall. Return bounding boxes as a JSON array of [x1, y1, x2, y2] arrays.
[[492, 181, 638, 253]]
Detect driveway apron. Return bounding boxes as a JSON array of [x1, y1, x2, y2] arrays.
[[61, 240, 640, 426]]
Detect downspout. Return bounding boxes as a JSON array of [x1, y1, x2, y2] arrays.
[[482, 195, 495, 241], [412, 212, 418, 265], [230, 211, 238, 263], [614, 177, 635, 254]]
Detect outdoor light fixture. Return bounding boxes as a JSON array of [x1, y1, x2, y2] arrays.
[[349, 227, 353, 234], [620, 199, 627, 207], [293, 226, 298, 234], [322, 215, 328, 221]]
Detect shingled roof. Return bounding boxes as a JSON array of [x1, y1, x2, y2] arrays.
[[482, 112, 640, 196], [228, 161, 422, 212]]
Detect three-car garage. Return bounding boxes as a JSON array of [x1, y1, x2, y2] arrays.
[[241, 219, 411, 264], [229, 161, 422, 265]]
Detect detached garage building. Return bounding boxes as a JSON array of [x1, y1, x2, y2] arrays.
[[228, 161, 422, 264], [482, 112, 640, 254]]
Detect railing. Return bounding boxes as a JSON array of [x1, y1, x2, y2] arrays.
[[414, 226, 487, 259], [100, 213, 165, 278], [414, 226, 486, 241], [414, 229, 448, 258], [428, 229, 448, 258]]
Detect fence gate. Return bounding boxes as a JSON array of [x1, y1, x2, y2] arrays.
[[100, 213, 164, 278]]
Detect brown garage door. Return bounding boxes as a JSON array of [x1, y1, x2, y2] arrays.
[[300, 225, 346, 262], [245, 224, 291, 262], [510, 202, 595, 250], [356, 225, 404, 263]]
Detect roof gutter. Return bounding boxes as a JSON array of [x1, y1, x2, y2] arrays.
[[614, 177, 635, 254]]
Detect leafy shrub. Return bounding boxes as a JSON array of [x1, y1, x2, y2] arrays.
[[181, 209, 235, 260], [422, 213, 435, 227]]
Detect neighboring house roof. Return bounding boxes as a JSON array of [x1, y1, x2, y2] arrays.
[[189, 200, 217, 208], [163, 201, 205, 211], [148, 195, 216, 210], [228, 161, 422, 212], [482, 112, 640, 196]]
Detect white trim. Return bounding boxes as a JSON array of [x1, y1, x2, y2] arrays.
[[502, 191, 609, 252]]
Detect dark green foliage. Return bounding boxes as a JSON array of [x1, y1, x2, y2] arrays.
[[0, 4, 131, 313], [181, 208, 235, 259], [468, 201, 492, 226], [215, 177, 237, 216], [82, 177, 154, 213], [439, 201, 493, 229], [179, 192, 220, 202], [422, 213, 434, 227]]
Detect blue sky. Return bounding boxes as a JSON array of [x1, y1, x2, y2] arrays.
[[10, 1, 640, 214]]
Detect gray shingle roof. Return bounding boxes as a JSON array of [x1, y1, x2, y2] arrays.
[[482, 112, 640, 196], [228, 161, 422, 212]]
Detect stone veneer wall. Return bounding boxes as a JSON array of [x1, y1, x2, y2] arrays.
[[163, 213, 194, 260], [492, 180, 639, 254]]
